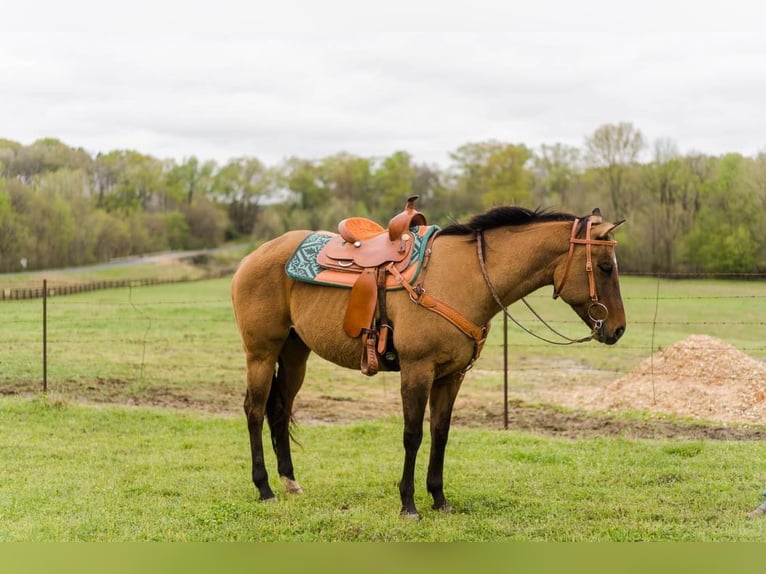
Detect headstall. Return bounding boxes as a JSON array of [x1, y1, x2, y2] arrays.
[[552, 217, 618, 331]]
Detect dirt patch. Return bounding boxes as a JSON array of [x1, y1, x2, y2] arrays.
[[499, 399, 766, 440], [6, 334, 766, 440], [5, 366, 766, 441]]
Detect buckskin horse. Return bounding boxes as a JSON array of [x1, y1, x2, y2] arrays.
[[231, 198, 626, 518]]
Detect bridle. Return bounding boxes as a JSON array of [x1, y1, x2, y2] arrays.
[[552, 216, 619, 331], [477, 215, 619, 345]]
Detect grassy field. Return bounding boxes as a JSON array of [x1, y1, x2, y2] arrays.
[[1, 394, 766, 541], [2, 273, 766, 540], [2, 274, 765, 416]]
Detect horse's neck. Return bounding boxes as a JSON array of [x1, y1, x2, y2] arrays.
[[483, 224, 568, 303], [428, 223, 568, 325]]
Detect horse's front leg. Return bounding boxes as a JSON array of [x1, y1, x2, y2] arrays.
[[398, 367, 433, 518], [427, 371, 465, 512]]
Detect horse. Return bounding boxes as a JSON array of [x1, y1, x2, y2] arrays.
[[231, 205, 626, 518]]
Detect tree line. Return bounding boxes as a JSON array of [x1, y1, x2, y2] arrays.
[[1, 123, 765, 274]]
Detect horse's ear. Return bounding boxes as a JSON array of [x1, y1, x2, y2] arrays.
[[609, 219, 626, 233], [590, 208, 603, 224], [593, 219, 626, 238]]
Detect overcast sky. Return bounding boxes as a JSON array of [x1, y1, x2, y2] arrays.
[[2, 0, 765, 167]]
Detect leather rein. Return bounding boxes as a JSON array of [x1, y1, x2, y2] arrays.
[[478, 217, 618, 345], [386, 216, 618, 369]]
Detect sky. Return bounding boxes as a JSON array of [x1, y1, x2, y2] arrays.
[[2, 0, 766, 167]]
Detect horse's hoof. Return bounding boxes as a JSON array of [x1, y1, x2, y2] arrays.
[[433, 502, 452, 514], [400, 509, 421, 521], [281, 476, 303, 495], [257, 487, 276, 502], [747, 506, 766, 519]]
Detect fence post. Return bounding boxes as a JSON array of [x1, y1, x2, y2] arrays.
[[43, 279, 48, 393], [503, 313, 508, 430]]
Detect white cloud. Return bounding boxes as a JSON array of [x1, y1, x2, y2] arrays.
[[2, 0, 766, 165]]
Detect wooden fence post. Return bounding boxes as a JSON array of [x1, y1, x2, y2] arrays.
[[43, 279, 48, 393], [503, 313, 508, 430]]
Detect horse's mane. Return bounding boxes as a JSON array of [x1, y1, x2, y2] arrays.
[[438, 206, 578, 236]]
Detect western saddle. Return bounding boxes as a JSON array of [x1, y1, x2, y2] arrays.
[[316, 196, 429, 375]]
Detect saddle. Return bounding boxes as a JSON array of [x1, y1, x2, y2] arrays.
[[316, 196, 429, 376]]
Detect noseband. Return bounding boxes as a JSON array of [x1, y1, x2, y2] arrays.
[[552, 218, 618, 332]]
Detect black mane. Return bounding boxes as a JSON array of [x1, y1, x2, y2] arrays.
[[438, 206, 577, 236]]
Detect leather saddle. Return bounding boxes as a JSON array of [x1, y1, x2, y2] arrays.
[[315, 196, 429, 375]]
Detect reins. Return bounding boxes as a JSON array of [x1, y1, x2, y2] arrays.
[[388, 214, 618, 366], [477, 217, 617, 346]]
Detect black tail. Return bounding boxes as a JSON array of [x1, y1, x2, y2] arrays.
[[266, 356, 301, 447]]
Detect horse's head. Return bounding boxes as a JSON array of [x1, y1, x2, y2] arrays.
[[553, 209, 626, 345]]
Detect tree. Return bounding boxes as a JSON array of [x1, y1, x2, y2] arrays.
[[279, 157, 329, 211], [0, 139, 21, 178], [165, 156, 216, 205], [15, 186, 77, 269], [449, 141, 533, 213], [680, 154, 761, 273], [35, 168, 94, 265], [372, 151, 416, 218], [94, 150, 167, 213], [319, 152, 374, 212], [585, 122, 646, 216], [212, 157, 274, 237], [9, 138, 91, 183], [640, 139, 698, 272], [0, 179, 29, 272], [180, 197, 228, 249], [532, 143, 582, 209]]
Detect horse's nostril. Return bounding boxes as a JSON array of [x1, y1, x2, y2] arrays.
[[614, 327, 625, 341]]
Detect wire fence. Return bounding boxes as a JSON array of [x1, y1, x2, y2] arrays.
[[2, 273, 766, 425], [1, 272, 230, 301]]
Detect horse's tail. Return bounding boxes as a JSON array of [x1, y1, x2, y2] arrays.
[[266, 355, 301, 447]]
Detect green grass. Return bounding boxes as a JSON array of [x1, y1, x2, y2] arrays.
[[3, 275, 766, 393], [1, 278, 244, 396], [2, 274, 766, 540], [1, 395, 765, 541]]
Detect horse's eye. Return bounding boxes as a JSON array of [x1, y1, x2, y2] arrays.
[[598, 261, 613, 274]]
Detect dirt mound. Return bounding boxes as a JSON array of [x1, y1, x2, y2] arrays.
[[583, 335, 766, 423]]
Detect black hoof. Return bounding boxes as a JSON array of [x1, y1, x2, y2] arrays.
[[433, 502, 452, 513], [400, 508, 421, 521], [258, 488, 276, 502]]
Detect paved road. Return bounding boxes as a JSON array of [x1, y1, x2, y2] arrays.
[[41, 245, 247, 274]]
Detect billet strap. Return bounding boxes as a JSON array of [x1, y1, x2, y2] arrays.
[[376, 266, 390, 356]]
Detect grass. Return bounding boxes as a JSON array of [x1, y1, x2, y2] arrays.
[[1, 394, 766, 541], [1, 278, 244, 395], [3, 275, 766, 393], [2, 273, 766, 540]]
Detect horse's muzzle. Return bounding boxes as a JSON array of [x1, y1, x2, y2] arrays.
[[602, 325, 625, 345]]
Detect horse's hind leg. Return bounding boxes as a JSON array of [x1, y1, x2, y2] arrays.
[[243, 349, 281, 501], [267, 330, 311, 495], [426, 371, 466, 512]]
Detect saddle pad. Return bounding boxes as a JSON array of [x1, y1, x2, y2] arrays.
[[285, 225, 440, 289]]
